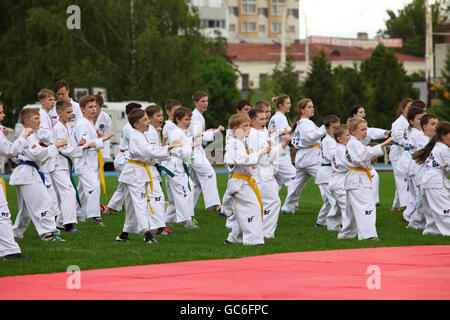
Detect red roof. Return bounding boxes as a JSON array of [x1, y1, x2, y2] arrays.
[[227, 41, 424, 63]]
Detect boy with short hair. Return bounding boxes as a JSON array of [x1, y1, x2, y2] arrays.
[[55, 80, 82, 125], [0, 104, 33, 259], [329, 124, 351, 232], [11, 108, 68, 241], [73, 95, 113, 226], [36, 89, 62, 225], [54, 101, 96, 232], [103, 103, 142, 215], [247, 107, 291, 238], [189, 91, 224, 213], [224, 114, 270, 245], [116, 109, 180, 243], [315, 115, 340, 227]]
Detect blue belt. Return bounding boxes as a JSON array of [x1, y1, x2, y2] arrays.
[[18, 160, 45, 184], [393, 142, 404, 147], [404, 147, 410, 151]]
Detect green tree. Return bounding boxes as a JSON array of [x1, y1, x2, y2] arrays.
[[378, 0, 443, 57], [302, 50, 336, 124], [0, 0, 239, 128], [362, 44, 419, 128]]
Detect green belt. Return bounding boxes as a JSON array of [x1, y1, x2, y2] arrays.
[[59, 152, 82, 208], [155, 164, 175, 178], [169, 153, 191, 191]]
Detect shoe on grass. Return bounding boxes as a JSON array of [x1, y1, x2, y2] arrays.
[[93, 217, 105, 227], [155, 227, 174, 235], [2, 253, 26, 260], [43, 232, 66, 241], [115, 236, 131, 242], [185, 221, 199, 229]]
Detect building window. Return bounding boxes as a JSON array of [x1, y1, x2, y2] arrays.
[[242, 0, 257, 15], [272, 22, 281, 34], [242, 74, 250, 90], [288, 26, 295, 34], [243, 21, 257, 33], [229, 7, 238, 16], [287, 8, 299, 18], [272, 0, 285, 16], [259, 24, 266, 33], [258, 7, 268, 17], [229, 24, 236, 32]]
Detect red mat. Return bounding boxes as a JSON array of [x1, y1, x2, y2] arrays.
[[1, 245, 449, 300]]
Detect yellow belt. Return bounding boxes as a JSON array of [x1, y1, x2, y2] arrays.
[[301, 144, 320, 150], [231, 173, 263, 220], [97, 150, 107, 201], [128, 160, 155, 214], [349, 167, 372, 182], [1, 176, 6, 201]]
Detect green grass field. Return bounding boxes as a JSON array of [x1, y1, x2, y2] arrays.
[[1, 172, 449, 277]]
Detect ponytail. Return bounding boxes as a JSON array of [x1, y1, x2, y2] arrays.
[[413, 121, 450, 164]]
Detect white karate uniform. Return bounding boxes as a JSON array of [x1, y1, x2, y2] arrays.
[[11, 132, 60, 239], [247, 128, 283, 238], [267, 112, 296, 190], [420, 142, 450, 236], [119, 129, 169, 234], [400, 128, 426, 226], [164, 127, 195, 224], [328, 143, 350, 231], [69, 98, 83, 125], [53, 121, 85, 227], [410, 135, 430, 230], [281, 119, 326, 213], [162, 120, 179, 220], [188, 108, 221, 211], [315, 134, 337, 226], [0, 132, 28, 257], [389, 115, 410, 208], [144, 125, 169, 230], [224, 137, 264, 245], [94, 111, 112, 160], [107, 123, 133, 211], [37, 107, 62, 221], [362, 127, 389, 204], [339, 136, 384, 240], [73, 117, 104, 220]]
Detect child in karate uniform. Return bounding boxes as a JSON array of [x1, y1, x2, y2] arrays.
[[412, 121, 450, 236], [224, 114, 270, 245], [281, 98, 326, 214], [400, 106, 427, 226], [53, 101, 95, 232], [0, 104, 33, 259], [144, 105, 174, 235], [11, 108, 68, 241], [165, 107, 200, 228], [389, 98, 412, 210], [267, 94, 296, 193], [315, 115, 340, 227], [104, 103, 142, 215], [247, 106, 291, 238], [73, 95, 113, 226], [339, 117, 393, 240], [411, 114, 438, 233], [328, 125, 352, 232], [116, 109, 180, 243]]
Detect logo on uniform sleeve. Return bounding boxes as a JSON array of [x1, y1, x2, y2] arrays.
[[365, 210, 373, 216], [264, 209, 271, 216], [100, 124, 105, 129], [208, 174, 213, 179], [1, 212, 9, 217], [155, 196, 161, 202], [444, 209, 450, 215], [41, 211, 48, 217], [248, 216, 255, 223]]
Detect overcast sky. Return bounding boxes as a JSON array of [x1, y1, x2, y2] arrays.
[[300, 0, 437, 39]]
